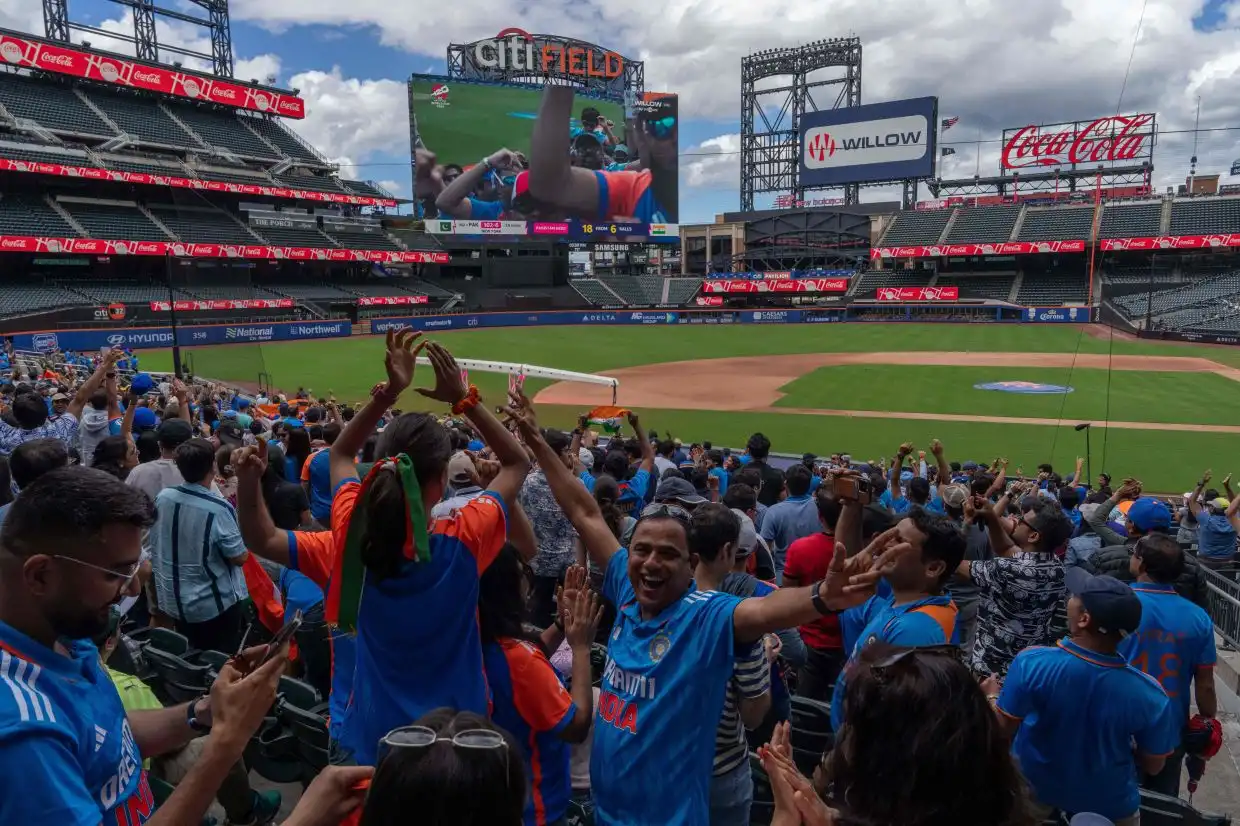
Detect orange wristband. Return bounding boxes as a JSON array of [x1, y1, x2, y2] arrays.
[[451, 385, 481, 415]]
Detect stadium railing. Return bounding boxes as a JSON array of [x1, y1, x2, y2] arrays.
[[1202, 564, 1240, 651]]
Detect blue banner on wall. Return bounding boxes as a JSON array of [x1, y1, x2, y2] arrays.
[[1024, 307, 1091, 323], [12, 320, 352, 352]]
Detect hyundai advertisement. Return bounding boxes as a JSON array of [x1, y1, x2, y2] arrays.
[[799, 97, 938, 187]]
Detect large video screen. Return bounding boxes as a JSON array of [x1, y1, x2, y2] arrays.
[[411, 75, 679, 224]]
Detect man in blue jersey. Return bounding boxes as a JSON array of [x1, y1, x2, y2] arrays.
[[508, 390, 915, 826], [434, 147, 522, 220], [1121, 534, 1218, 796], [0, 466, 351, 825], [991, 568, 1179, 824]]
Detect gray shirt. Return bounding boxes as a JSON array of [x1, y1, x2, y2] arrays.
[[79, 406, 113, 468]]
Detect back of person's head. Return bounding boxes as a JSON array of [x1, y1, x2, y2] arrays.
[[89, 389, 108, 411], [362, 413, 453, 580], [688, 503, 739, 563], [543, 428, 571, 459], [1135, 533, 1186, 584], [722, 482, 757, 513], [1037, 463, 1054, 475], [732, 466, 762, 491], [10, 438, 68, 490], [706, 448, 724, 467], [11, 392, 47, 430], [1058, 486, 1079, 510], [908, 476, 931, 504], [92, 436, 134, 480], [660, 467, 685, 482], [174, 438, 216, 486], [602, 450, 629, 482], [657, 439, 675, 458], [477, 543, 535, 644], [360, 708, 525, 826], [215, 445, 234, 480], [815, 486, 843, 532], [593, 474, 626, 541], [785, 464, 812, 497], [286, 427, 312, 467], [1024, 498, 1074, 554], [746, 432, 771, 460], [826, 644, 1032, 826], [135, 430, 161, 463]]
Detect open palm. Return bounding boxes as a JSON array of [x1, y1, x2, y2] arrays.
[[414, 342, 469, 404], [382, 328, 425, 397]]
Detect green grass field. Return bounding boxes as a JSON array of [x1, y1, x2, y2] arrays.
[[410, 78, 627, 169], [140, 323, 1240, 493]]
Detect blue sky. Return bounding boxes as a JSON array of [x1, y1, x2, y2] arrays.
[[8, 0, 1240, 223]]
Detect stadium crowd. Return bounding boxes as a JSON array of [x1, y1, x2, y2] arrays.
[[0, 331, 1231, 826]]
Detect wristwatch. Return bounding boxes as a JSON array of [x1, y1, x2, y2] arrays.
[[809, 579, 839, 617], [187, 695, 211, 733]]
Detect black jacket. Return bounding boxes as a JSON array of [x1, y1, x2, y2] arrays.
[[1084, 541, 1209, 608]]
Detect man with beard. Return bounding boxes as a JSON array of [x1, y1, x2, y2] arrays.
[[0, 467, 323, 825], [529, 86, 678, 223]]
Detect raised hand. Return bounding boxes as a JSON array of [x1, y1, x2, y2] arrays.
[[563, 584, 603, 651], [285, 766, 375, 826], [380, 328, 426, 398], [230, 439, 268, 484], [930, 439, 944, 458], [414, 341, 469, 404], [505, 388, 541, 439], [626, 410, 641, 432]]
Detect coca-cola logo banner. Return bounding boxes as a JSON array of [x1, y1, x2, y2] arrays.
[[702, 278, 850, 294], [0, 234, 449, 263], [150, 299, 296, 311], [0, 29, 306, 118], [871, 240, 1087, 259], [357, 295, 431, 306], [1000, 114, 1155, 172], [875, 286, 959, 302]]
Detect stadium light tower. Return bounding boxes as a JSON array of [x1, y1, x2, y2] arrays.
[[43, 0, 235, 78]]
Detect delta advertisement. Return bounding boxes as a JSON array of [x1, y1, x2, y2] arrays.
[[0, 29, 305, 118], [800, 97, 938, 187], [411, 75, 679, 224], [15, 321, 351, 352]]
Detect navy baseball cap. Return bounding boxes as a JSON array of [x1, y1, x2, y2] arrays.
[[1127, 497, 1172, 532], [1064, 567, 1143, 636]]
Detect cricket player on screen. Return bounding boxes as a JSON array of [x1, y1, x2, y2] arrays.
[[528, 86, 678, 224]]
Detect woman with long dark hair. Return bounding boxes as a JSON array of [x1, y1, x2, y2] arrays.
[[91, 435, 139, 480], [479, 549, 598, 826], [761, 643, 1034, 826], [260, 442, 310, 530], [326, 332, 531, 766], [359, 709, 525, 826], [284, 426, 312, 482]]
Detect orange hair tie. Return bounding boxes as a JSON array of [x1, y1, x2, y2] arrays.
[[451, 385, 481, 415]]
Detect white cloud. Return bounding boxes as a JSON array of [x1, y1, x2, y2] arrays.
[[377, 179, 404, 195], [683, 133, 740, 190], [282, 68, 409, 163]]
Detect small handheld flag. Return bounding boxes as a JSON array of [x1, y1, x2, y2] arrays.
[[586, 405, 630, 434]]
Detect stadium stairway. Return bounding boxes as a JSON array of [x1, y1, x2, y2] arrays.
[[937, 209, 959, 244], [1008, 208, 1027, 241], [47, 196, 88, 237], [73, 89, 123, 137], [138, 205, 180, 240]]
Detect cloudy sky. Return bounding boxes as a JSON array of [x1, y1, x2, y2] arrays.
[[3, 0, 1239, 222]]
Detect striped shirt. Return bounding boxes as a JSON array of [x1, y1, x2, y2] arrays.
[[713, 637, 770, 775], [150, 483, 249, 623]]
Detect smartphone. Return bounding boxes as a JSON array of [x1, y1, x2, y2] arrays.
[[832, 475, 872, 506], [261, 609, 303, 665]]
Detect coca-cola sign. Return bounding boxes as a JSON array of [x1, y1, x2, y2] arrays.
[[1000, 114, 1155, 171], [357, 295, 431, 307], [874, 286, 960, 302], [0, 234, 450, 263]]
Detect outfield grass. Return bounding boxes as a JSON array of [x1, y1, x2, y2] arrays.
[[409, 78, 627, 169], [139, 323, 1240, 492]]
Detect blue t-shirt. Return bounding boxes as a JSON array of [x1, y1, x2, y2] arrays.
[[709, 467, 729, 496], [1119, 582, 1217, 724], [1196, 513, 1236, 559], [830, 594, 957, 730], [280, 567, 325, 615], [581, 468, 651, 509], [469, 197, 504, 220], [0, 620, 156, 824], [305, 449, 333, 522], [593, 549, 743, 826], [998, 638, 1179, 820]]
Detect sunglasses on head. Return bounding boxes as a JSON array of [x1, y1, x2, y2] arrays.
[[643, 116, 676, 140], [639, 503, 692, 525], [378, 725, 509, 784], [870, 645, 961, 682]]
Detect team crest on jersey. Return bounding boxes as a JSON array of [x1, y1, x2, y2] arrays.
[[649, 632, 672, 662]]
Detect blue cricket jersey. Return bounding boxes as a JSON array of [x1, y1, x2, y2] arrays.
[[592, 549, 743, 825], [1119, 582, 1217, 725], [0, 620, 156, 825]]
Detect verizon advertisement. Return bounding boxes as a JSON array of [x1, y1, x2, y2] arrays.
[[800, 97, 938, 187], [0, 30, 305, 118], [357, 295, 431, 306], [874, 286, 959, 302], [0, 157, 397, 208], [871, 240, 1087, 259], [703, 278, 849, 294], [0, 235, 449, 264], [151, 299, 295, 312], [1000, 114, 1155, 173]]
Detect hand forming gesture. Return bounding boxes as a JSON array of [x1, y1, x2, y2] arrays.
[[562, 576, 603, 652], [414, 341, 468, 405], [504, 387, 541, 440], [760, 722, 838, 826], [379, 328, 426, 400]]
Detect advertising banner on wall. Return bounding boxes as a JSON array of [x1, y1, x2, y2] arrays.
[[411, 75, 679, 223], [1025, 307, 1091, 323], [0, 235, 449, 263], [0, 29, 305, 118], [874, 286, 960, 302], [357, 295, 431, 306], [870, 240, 1087, 258], [703, 278, 850, 293], [800, 97, 938, 187], [1000, 114, 1155, 175], [150, 299, 295, 312], [12, 320, 351, 352]]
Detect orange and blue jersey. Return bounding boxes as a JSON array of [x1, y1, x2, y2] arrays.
[[0, 619, 156, 824], [285, 528, 354, 743], [830, 593, 957, 731], [997, 638, 1179, 821], [592, 548, 744, 826], [483, 638, 576, 826], [301, 449, 333, 523], [1120, 581, 1217, 723], [593, 169, 669, 223], [332, 480, 508, 765]]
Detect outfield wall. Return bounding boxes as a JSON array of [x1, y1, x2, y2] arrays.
[[6, 307, 1094, 352]]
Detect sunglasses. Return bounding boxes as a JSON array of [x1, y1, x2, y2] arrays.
[[643, 116, 676, 140], [638, 503, 692, 525], [870, 644, 960, 682], [378, 725, 509, 784]]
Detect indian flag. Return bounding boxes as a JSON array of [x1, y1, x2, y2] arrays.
[[586, 405, 630, 434]]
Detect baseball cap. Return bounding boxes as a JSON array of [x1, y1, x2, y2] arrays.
[[1127, 497, 1172, 532], [467, 440, 485, 452], [216, 420, 245, 448], [51, 392, 68, 402], [132, 407, 158, 431], [578, 447, 595, 470], [732, 509, 758, 558], [129, 373, 156, 395], [237, 398, 251, 409], [222, 409, 239, 420], [941, 484, 968, 509], [654, 476, 707, 505], [447, 452, 478, 486], [1210, 497, 1230, 510], [156, 417, 193, 445], [1064, 567, 1143, 636], [962, 461, 979, 471]]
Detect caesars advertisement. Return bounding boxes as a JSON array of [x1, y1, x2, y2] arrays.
[[411, 75, 679, 223]]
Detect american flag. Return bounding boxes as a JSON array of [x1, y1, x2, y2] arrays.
[[942, 116, 960, 130]]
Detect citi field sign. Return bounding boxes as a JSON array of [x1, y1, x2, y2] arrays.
[[469, 28, 625, 79]]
